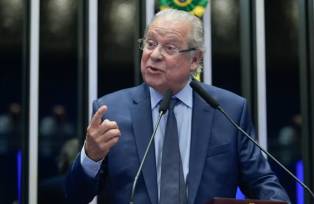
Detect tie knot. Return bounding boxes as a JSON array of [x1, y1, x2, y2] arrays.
[[169, 98, 179, 111]]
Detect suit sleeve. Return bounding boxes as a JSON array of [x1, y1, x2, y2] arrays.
[[236, 100, 291, 203], [65, 100, 103, 204]]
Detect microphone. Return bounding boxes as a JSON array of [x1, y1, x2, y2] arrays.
[[190, 80, 314, 199], [190, 80, 219, 109], [159, 90, 173, 113], [129, 89, 172, 204]]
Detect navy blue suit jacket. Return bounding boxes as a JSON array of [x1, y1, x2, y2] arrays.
[[66, 83, 290, 204]]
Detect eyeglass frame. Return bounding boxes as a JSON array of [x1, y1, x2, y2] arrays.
[[138, 38, 197, 56]]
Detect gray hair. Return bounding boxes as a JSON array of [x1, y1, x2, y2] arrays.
[[146, 9, 204, 50]]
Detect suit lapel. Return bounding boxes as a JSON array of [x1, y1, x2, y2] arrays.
[[130, 84, 158, 204], [188, 92, 216, 204]]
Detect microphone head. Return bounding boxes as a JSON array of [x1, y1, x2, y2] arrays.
[[190, 80, 220, 109], [159, 89, 173, 113]]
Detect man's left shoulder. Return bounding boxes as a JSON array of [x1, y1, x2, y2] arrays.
[[200, 83, 246, 106]]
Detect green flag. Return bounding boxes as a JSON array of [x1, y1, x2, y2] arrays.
[[160, 0, 208, 17]]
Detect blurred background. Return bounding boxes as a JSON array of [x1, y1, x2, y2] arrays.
[[0, 0, 313, 204]]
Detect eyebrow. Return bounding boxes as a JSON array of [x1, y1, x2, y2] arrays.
[[146, 30, 183, 42], [146, 35, 181, 45]]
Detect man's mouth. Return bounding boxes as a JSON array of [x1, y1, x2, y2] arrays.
[[147, 66, 163, 73]]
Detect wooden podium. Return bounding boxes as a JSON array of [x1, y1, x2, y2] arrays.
[[209, 197, 288, 204]]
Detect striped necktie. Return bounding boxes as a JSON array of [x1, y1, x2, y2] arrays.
[[160, 98, 187, 204]]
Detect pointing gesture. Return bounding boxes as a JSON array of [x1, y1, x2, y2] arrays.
[[84, 105, 121, 161]]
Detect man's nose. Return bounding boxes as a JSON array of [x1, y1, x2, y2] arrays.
[[150, 45, 163, 60]]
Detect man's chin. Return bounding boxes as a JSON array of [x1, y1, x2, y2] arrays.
[[145, 80, 167, 93]]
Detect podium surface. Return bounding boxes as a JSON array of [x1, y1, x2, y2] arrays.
[[209, 197, 288, 204]]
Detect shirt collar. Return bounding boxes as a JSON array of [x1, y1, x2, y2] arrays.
[[149, 81, 193, 110]]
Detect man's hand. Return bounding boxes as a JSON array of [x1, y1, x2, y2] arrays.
[[84, 105, 121, 161]]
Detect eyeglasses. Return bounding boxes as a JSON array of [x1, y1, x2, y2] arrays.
[[138, 39, 196, 56]]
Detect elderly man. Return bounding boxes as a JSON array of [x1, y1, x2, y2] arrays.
[[66, 9, 290, 204]]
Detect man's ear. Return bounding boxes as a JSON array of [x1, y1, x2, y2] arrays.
[[190, 50, 203, 72]]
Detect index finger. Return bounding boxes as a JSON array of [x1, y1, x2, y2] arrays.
[[90, 105, 108, 128]]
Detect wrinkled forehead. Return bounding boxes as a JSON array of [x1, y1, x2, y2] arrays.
[[146, 19, 191, 42]]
